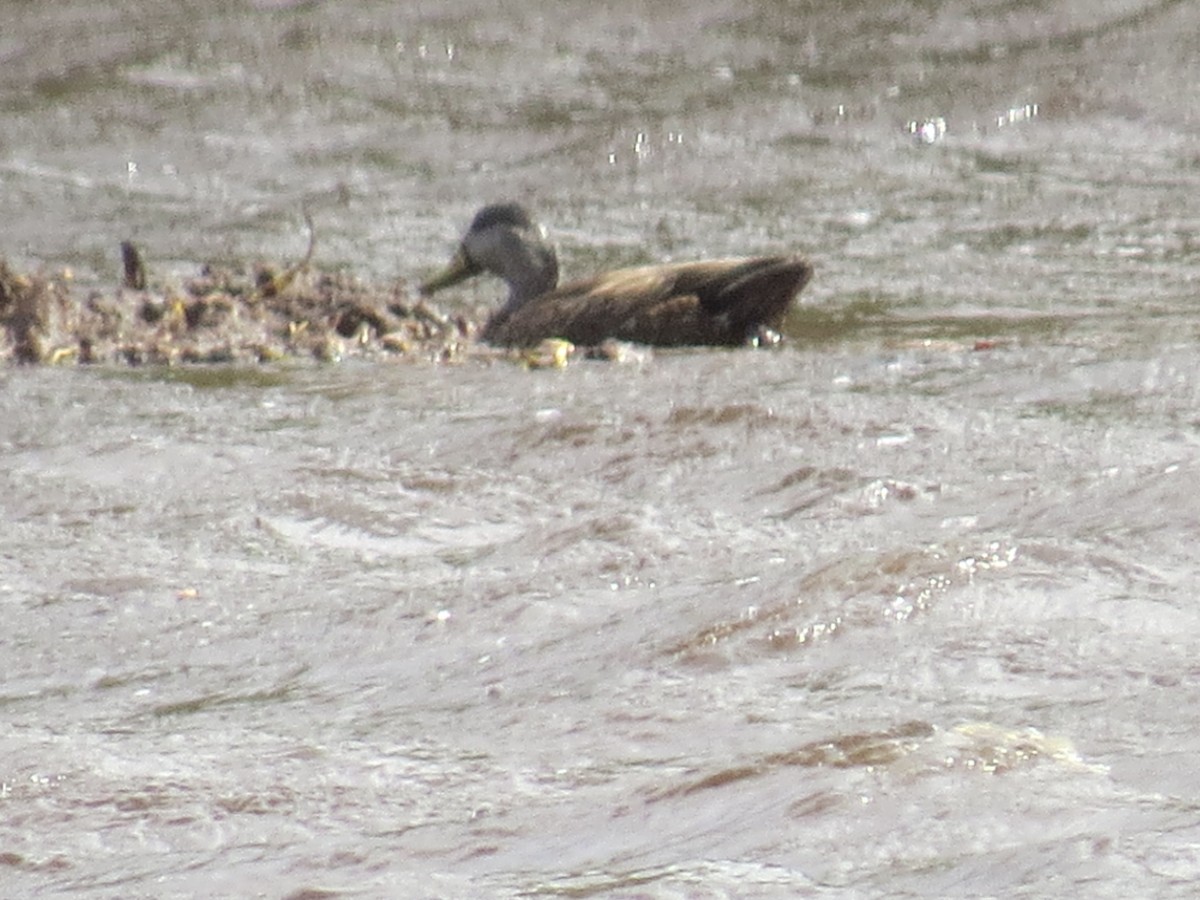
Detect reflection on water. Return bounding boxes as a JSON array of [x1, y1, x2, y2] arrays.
[[4, 0, 1200, 896]]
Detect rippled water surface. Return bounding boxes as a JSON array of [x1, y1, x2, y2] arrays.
[[4, 1, 1200, 897]]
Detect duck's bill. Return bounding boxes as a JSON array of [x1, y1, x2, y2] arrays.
[[419, 248, 477, 296]]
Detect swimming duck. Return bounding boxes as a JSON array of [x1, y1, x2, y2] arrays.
[[419, 202, 813, 348]]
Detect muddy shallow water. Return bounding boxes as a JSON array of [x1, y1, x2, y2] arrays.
[[4, 1, 1200, 897]]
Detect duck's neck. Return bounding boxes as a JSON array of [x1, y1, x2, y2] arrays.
[[490, 229, 559, 312]]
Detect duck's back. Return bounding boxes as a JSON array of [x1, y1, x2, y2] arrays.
[[481, 256, 812, 348]]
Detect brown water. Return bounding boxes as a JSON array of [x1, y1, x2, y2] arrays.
[[4, 1, 1200, 897]]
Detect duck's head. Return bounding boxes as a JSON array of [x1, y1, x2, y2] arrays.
[[420, 202, 559, 306]]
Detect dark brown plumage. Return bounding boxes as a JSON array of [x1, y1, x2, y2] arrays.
[[420, 203, 813, 348]]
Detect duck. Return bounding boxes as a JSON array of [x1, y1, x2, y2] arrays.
[[419, 202, 813, 348]]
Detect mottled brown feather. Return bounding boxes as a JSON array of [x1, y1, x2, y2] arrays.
[[482, 256, 812, 347]]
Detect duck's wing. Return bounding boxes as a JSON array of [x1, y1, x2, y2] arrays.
[[482, 256, 812, 348]]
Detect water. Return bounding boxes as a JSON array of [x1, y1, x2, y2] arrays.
[[3, 1, 1200, 896]]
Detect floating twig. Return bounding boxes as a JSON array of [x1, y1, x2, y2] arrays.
[[253, 208, 317, 300]]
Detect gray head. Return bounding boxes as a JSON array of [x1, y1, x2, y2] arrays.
[[420, 202, 559, 308], [467, 202, 536, 234]]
